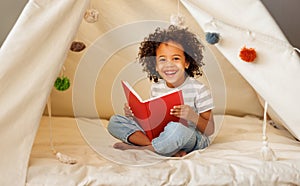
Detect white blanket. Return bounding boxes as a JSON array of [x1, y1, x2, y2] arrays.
[[27, 115, 300, 185]]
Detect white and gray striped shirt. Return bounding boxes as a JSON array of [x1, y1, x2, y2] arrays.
[[151, 77, 214, 116]]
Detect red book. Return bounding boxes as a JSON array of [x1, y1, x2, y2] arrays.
[[121, 81, 187, 141]]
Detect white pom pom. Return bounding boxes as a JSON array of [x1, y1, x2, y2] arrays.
[[170, 14, 186, 28], [84, 9, 99, 23]]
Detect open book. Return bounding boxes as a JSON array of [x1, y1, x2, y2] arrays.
[[122, 81, 187, 141]]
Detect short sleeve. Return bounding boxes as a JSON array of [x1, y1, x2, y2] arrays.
[[195, 85, 214, 113]]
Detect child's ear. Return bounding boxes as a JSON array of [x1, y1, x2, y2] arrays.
[[185, 62, 190, 69]]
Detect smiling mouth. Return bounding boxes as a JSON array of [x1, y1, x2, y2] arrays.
[[164, 70, 177, 76]]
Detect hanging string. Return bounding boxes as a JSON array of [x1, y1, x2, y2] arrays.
[[170, 0, 186, 28], [260, 101, 277, 161], [205, 18, 296, 52], [54, 65, 71, 91], [47, 97, 56, 154], [47, 97, 77, 164], [177, 0, 180, 15], [70, 13, 86, 53], [70, 26, 86, 53], [84, 0, 99, 23]]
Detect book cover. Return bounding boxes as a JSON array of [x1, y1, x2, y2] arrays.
[[121, 81, 186, 141]]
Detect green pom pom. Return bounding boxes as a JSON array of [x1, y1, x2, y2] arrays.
[[54, 76, 70, 91]]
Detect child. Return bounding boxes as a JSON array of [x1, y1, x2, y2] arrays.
[[107, 25, 214, 157]]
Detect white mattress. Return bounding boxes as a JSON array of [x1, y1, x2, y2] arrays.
[[27, 115, 300, 185]]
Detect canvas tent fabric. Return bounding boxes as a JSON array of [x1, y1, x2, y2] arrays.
[[0, 0, 300, 185], [181, 0, 300, 140], [0, 0, 90, 185]]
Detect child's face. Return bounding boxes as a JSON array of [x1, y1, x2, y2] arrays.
[[155, 41, 189, 88]]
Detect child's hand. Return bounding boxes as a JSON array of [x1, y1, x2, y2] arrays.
[[124, 103, 134, 118], [170, 105, 198, 122]]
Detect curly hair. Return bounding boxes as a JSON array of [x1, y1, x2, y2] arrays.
[[138, 25, 204, 82]]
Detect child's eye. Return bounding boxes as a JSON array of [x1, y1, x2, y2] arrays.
[[158, 58, 166, 63], [173, 57, 181, 61]]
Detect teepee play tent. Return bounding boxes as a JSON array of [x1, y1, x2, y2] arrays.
[[0, 0, 300, 185]]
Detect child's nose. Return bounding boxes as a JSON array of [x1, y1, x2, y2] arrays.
[[166, 59, 175, 65]]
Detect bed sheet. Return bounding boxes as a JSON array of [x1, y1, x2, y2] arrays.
[[27, 115, 300, 185]]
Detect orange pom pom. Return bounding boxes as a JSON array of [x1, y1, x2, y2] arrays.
[[239, 46, 257, 62]]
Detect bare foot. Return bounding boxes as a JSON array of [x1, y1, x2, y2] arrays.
[[113, 142, 138, 150], [173, 150, 187, 157], [113, 142, 155, 152]]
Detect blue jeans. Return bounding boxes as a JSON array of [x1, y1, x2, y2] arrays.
[[107, 114, 210, 157]]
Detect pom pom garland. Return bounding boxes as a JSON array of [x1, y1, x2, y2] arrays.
[[239, 46, 257, 62], [170, 0, 186, 28], [84, 9, 99, 23], [205, 32, 220, 44], [54, 76, 70, 91], [70, 41, 86, 52], [170, 14, 186, 28]]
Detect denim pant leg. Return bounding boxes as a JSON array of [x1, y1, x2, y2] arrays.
[[151, 122, 198, 157], [107, 115, 144, 144], [194, 130, 210, 150]]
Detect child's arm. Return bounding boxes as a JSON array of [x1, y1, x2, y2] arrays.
[[196, 110, 215, 136], [170, 105, 215, 136]]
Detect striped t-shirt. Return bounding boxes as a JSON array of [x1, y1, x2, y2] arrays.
[[151, 77, 214, 128]]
